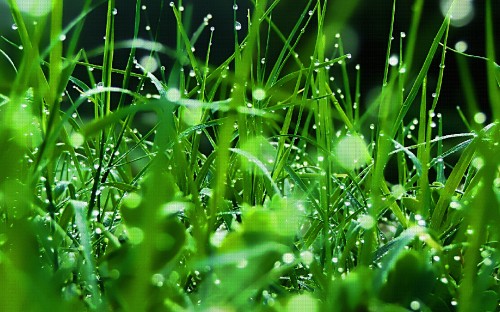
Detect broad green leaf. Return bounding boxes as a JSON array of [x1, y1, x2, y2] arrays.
[[379, 251, 435, 307]]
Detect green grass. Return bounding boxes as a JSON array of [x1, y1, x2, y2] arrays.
[[1, 0, 499, 311]]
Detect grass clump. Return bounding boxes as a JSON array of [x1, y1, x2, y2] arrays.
[[0, 0, 499, 311]]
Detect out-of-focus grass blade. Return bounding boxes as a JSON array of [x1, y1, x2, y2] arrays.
[[71, 200, 103, 310], [458, 126, 500, 311]]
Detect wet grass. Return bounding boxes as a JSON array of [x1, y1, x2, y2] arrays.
[[0, 0, 499, 311]]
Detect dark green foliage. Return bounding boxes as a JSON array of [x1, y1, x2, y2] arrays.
[[0, 0, 499, 311]]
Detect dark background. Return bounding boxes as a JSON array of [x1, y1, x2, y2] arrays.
[[0, 0, 498, 129]]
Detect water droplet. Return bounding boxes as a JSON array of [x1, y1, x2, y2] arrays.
[[233, 4, 238, 10], [127, 227, 144, 245], [59, 34, 66, 41], [166, 88, 181, 102], [282, 253, 295, 264], [300, 251, 314, 265], [400, 31, 406, 38], [151, 273, 165, 287], [455, 40, 468, 52], [70, 132, 85, 148], [391, 184, 405, 199], [210, 26, 215, 31], [141, 5, 147, 10], [483, 258, 493, 266], [237, 258, 248, 268], [358, 214, 376, 229], [12, 24, 18, 30], [124, 192, 142, 209], [471, 157, 484, 169], [440, 0, 474, 27], [494, 178, 500, 188], [473, 112, 486, 124], [335, 135, 371, 171], [160, 201, 188, 216], [252, 88, 266, 100], [389, 54, 399, 66], [112, 8, 118, 15], [410, 301, 420, 310], [235, 21, 242, 31], [308, 10, 314, 16]]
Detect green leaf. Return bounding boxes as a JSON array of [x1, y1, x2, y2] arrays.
[[374, 226, 429, 290], [71, 200, 103, 310], [379, 251, 435, 307]]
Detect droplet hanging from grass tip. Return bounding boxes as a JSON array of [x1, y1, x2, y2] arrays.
[[235, 21, 242, 31]]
